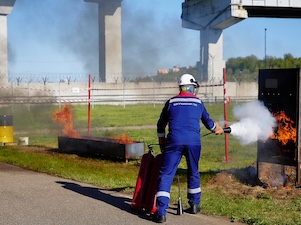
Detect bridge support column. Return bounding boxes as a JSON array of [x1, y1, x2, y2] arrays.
[[85, 0, 122, 83], [198, 28, 224, 82], [182, 0, 247, 82], [0, 0, 16, 84]]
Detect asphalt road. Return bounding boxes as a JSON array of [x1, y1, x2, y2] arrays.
[[0, 162, 245, 225]]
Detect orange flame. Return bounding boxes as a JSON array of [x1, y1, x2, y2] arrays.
[[52, 105, 80, 138], [271, 111, 296, 145], [280, 185, 293, 190], [115, 133, 135, 144]]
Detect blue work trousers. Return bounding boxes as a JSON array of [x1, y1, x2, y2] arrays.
[[156, 144, 201, 216]]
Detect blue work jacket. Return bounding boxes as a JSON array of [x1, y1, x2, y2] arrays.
[[157, 92, 216, 146]]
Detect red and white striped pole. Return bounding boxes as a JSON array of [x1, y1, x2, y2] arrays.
[[88, 75, 91, 136], [223, 68, 229, 162]]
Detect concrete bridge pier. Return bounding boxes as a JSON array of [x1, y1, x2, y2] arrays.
[[0, 0, 16, 84], [85, 0, 123, 83], [182, 0, 248, 82], [198, 28, 224, 82]]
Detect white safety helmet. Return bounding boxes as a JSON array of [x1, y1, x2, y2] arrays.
[[178, 74, 199, 95]]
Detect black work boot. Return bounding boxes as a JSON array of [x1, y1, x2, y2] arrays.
[[152, 213, 166, 223], [186, 204, 200, 214]]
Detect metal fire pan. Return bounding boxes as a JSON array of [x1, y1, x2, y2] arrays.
[[58, 136, 145, 162]]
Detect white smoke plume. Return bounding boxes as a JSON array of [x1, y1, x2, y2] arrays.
[[229, 100, 277, 145]]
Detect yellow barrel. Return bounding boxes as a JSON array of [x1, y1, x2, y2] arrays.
[[0, 116, 13, 144]]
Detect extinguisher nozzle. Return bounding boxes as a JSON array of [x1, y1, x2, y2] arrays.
[[223, 127, 231, 133]]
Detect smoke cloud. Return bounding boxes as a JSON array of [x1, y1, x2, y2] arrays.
[[8, 0, 199, 80], [122, 0, 199, 77], [229, 100, 277, 145]]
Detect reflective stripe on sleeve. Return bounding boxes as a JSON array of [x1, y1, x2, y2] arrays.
[[156, 191, 170, 199], [210, 123, 216, 131], [157, 132, 165, 138], [188, 187, 201, 194]]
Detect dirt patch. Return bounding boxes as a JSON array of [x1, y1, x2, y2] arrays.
[[207, 165, 301, 199]]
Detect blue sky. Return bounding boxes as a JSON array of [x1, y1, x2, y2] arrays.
[[7, 0, 301, 81]]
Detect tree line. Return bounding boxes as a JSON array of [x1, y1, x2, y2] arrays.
[[132, 54, 301, 83], [226, 53, 301, 83]]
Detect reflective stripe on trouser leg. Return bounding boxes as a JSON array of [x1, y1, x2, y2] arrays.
[[187, 187, 201, 206], [156, 191, 170, 216], [188, 187, 201, 194]]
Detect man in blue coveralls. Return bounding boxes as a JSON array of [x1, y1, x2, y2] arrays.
[[152, 74, 224, 223]]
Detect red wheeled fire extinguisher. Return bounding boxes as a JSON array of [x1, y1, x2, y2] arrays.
[[131, 144, 162, 214]]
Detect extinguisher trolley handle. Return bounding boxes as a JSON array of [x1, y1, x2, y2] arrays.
[[147, 144, 160, 153]]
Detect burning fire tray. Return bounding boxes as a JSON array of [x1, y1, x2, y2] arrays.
[[58, 136, 145, 162]]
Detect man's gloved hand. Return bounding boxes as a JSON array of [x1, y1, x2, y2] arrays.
[[214, 122, 224, 135], [158, 137, 166, 152]]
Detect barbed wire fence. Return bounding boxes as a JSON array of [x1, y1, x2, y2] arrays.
[[0, 73, 257, 111]]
